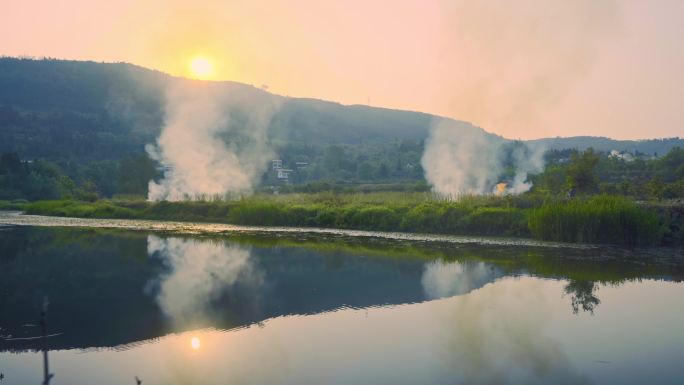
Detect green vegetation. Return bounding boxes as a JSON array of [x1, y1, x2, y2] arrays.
[[0, 199, 26, 210], [2, 57, 684, 195], [532, 147, 684, 200], [2, 58, 684, 247], [21, 191, 682, 247], [528, 195, 662, 246], [9, 145, 684, 247]]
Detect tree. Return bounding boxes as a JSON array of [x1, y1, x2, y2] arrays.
[[357, 161, 375, 180], [323, 145, 346, 171], [657, 147, 684, 182], [118, 154, 159, 196], [566, 148, 599, 194], [378, 163, 389, 179]]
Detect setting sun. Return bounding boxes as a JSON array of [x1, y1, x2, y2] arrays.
[[189, 57, 214, 79], [190, 336, 201, 350]]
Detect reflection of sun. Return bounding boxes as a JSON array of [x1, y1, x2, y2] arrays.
[[191, 336, 201, 350], [189, 57, 214, 79]]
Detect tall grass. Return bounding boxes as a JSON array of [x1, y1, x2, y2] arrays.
[[23, 193, 671, 246], [528, 195, 663, 246], [0, 199, 28, 210], [25, 200, 139, 218]]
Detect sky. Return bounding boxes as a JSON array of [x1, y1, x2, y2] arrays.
[[2, 0, 683, 140]]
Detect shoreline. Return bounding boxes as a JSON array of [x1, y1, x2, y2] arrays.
[[0, 211, 591, 249]]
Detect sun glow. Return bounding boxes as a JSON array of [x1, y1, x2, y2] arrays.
[[190, 336, 201, 350], [189, 57, 214, 79]]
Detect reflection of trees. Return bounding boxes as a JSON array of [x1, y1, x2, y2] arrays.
[[564, 280, 600, 315]]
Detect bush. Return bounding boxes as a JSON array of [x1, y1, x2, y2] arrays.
[[528, 195, 662, 246], [228, 202, 286, 226], [0, 199, 27, 210], [464, 207, 529, 236], [400, 203, 445, 233]]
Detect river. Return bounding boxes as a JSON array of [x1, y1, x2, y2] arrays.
[[0, 213, 683, 384]]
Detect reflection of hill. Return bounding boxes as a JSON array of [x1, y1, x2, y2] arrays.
[[1, 226, 683, 352], [0, 227, 505, 352]]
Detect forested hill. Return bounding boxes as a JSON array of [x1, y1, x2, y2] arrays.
[[528, 136, 684, 156], [0, 57, 440, 161], [2, 57, 682, 162]]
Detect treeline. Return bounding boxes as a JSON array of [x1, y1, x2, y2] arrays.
[[0, 105, 157, 161], [531, 147, 684, 199], [266, 140, 425, 183], [4, 146, 684, 202], [0, 153, 157, 201]]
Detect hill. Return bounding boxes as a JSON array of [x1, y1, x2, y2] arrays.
[[3, 58, 680, 157], [529, 136, 684, 156], [0, 57, 682, 199]]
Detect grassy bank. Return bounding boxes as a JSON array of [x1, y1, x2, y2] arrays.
[[15, 193, 682, 247]]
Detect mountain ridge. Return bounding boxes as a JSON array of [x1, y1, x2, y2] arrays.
[[0, 57, 682, 161]]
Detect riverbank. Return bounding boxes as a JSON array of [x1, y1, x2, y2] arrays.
[[5, 193, 683, 247]]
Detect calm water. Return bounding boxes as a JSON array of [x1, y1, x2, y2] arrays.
[[1, 216, 683, 385]]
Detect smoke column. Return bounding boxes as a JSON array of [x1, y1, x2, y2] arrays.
[[147, 80, 280, 201], [421, 119, 546, 196], [422, 0, 619, 196]]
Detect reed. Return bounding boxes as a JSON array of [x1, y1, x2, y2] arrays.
[[528, 195, 662, 246]]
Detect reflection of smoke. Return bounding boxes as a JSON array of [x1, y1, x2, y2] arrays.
[[147, 81, 280, 201], [434, 279, 591, 384], [421, 119, 546, 196], [146, 235, 263, 324], [421, 260, 502, 300]]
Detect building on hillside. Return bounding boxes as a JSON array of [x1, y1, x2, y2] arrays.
[[277, 168, 293, 181], [295, 162, 308, 170]]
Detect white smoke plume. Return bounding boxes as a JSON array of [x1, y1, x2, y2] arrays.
[[506, 139, 547, 195], [145, 235, 263, 324], [422, 119, 546, 196], [421, 0, 618, 196], [147, 80, 280, 201]]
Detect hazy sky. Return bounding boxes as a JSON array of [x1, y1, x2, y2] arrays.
[[2, 0, 683, 139]]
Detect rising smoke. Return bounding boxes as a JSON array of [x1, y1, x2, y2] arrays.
[[147, 80, 280, 201], [421, 119, 546, 196], [421, 0, 619, 196]]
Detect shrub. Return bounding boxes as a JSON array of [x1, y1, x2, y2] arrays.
[[464, 207, 529, 236], [528, 195, 662, 246]]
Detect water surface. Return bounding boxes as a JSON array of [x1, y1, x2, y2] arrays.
[[1, 217, 683, 385]]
